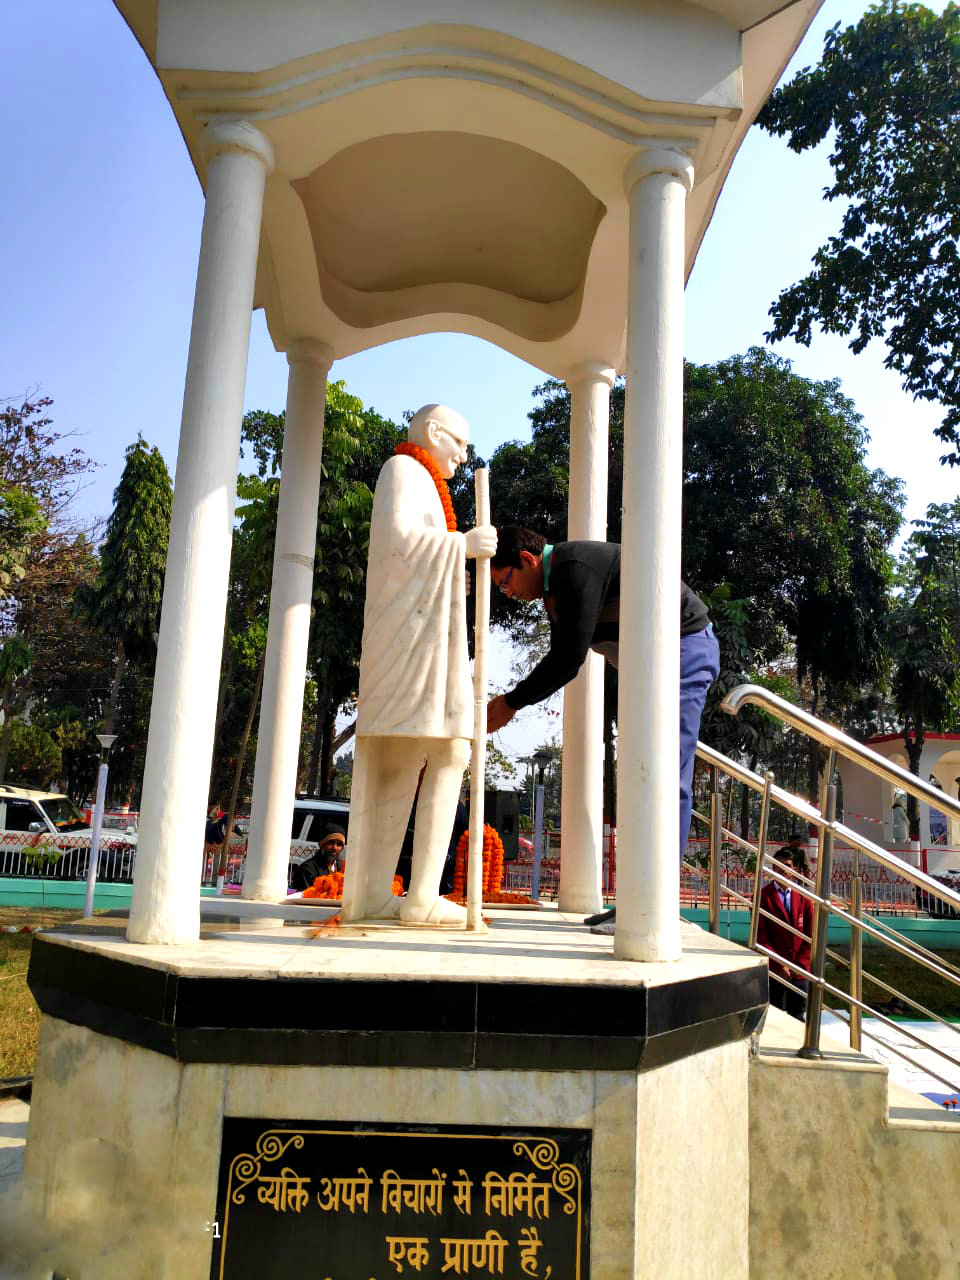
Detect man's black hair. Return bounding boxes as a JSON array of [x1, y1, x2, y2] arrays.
[[491, 525, 547, 569]]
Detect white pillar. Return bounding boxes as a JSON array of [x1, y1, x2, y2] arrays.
[[242, 340, 333, 902], [614, 147, 693, 963], [127, 123, 273, 944], [559, 363, 614, 914]]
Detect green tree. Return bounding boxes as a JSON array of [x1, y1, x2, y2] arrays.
[[6, 721, 61, 786], [758, 1, 960, 460], [889, 498, 960, 835], [515, 741, 563, 830], [489, 350, 903, 724], [0, 397, 104, 790], [75, 437, 172, 735], [0, 485, 45, 597], [0, 395, 97, 522], [0, 636, 34, 779], [214, 484, 276, 859], [229, 385, 404, 801], [684, 350, 903, 716], [0, 536, 107, 789]]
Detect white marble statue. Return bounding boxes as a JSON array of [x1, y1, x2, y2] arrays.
[[341, 404, 496, 924]]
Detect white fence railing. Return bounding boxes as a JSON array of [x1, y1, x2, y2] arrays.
[[0, 835, 322, 890]]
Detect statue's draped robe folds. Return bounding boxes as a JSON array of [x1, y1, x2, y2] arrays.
[[343, 455, 473, 919], [357, 455, 471, 740]]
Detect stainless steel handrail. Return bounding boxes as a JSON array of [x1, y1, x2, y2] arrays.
[[695, 741, 960, 912], [693, 684, 960, 1083], [722, 683, 960, 823]]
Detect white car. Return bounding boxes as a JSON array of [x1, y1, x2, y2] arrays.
[[0, 784, 136, 879]]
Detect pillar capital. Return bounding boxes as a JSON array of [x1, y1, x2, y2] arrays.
[[287, 338, 334, 372], [624, 147, 694, 196], [201, 121, 275, 174], [565, 360, 616, 390]]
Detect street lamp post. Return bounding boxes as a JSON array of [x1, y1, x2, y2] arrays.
[[531, 749, 552, 901], [83, 733, 118, 918]]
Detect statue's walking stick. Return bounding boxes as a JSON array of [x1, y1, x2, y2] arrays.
[[466, 468, 491, 931]]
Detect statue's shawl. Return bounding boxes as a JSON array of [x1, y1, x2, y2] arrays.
[[356, 455, 472, 740]]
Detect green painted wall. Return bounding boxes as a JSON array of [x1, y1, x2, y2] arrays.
[[0, 879, 218, 912], [681, 905, 960, 952]]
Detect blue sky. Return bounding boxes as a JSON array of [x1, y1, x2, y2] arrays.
[[1, 1, 955, 770]]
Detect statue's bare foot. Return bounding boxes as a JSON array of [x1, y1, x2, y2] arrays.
[[399, 895, 467, 926], [365, 895, 403, 920]]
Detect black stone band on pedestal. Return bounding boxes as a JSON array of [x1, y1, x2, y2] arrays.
[[28, 936, 766, 1072]]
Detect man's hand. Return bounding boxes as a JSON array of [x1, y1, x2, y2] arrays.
[[487, 694, 516, 733], [464, 524, 497, 559]]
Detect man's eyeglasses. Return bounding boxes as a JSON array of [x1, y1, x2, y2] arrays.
[[496, 567, 515, 594]]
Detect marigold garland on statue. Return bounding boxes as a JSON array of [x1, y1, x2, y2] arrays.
[[450, 824, 505, 898], [395, 442, 457, 531], [302, 872, 403, 900]]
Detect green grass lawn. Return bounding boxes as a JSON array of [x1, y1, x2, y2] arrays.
[[0, 931, 39, 1078], [0, 907, 83, 1078], [824, 945, 960, 1021]]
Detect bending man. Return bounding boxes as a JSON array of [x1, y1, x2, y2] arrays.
[[486, 527, 719, 919]]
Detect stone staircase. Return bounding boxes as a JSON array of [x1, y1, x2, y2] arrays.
[[750, 1006, 960, 1278]]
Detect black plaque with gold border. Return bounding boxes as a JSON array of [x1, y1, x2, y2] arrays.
[[210, 1119, 591, 1279]]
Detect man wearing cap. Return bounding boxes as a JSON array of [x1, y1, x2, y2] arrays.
[[290, 824, 346, 893]]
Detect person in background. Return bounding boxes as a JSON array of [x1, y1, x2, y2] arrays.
[[316, 824, 347, 873], [757, 846, 814, 1019], [891, 794, 909, 845], [291, 823, 347, 893], [205, 802, 227, 847]]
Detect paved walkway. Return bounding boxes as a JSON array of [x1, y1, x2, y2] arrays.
[[822, 1009, 960, 1104]]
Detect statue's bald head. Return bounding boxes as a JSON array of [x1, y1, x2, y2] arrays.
[[407, 404, 469, 450], [407, 404, 470, 479]]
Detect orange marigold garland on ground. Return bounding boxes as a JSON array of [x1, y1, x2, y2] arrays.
[[451, 824, 505, 898], [395, 442, 457, 531]]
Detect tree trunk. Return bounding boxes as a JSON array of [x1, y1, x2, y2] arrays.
[[0, 684, 15, 782], [904, 725, 925, 842], [603, 665, 617, 824], [104, 637, 126, 735], [805, 740, 824, 809], [320, 706, 336, 796], [305, 684, 329, 795], [218, 649, 266, 879], [740, 754, 758, 840], [332, 717, 357, 754], [210, 619, 235, 798]]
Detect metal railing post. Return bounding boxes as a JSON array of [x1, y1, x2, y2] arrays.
[[749, 771, 774, 951], [850, 846, 863, 1051], [709, 766, 722, 934], [800, 748, 837, 1058]]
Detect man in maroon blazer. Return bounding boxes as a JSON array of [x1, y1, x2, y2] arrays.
[[757, 846, 814, 1019]]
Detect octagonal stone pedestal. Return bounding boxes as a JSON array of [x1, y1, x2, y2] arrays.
[[2, 911, 764, 1279]]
